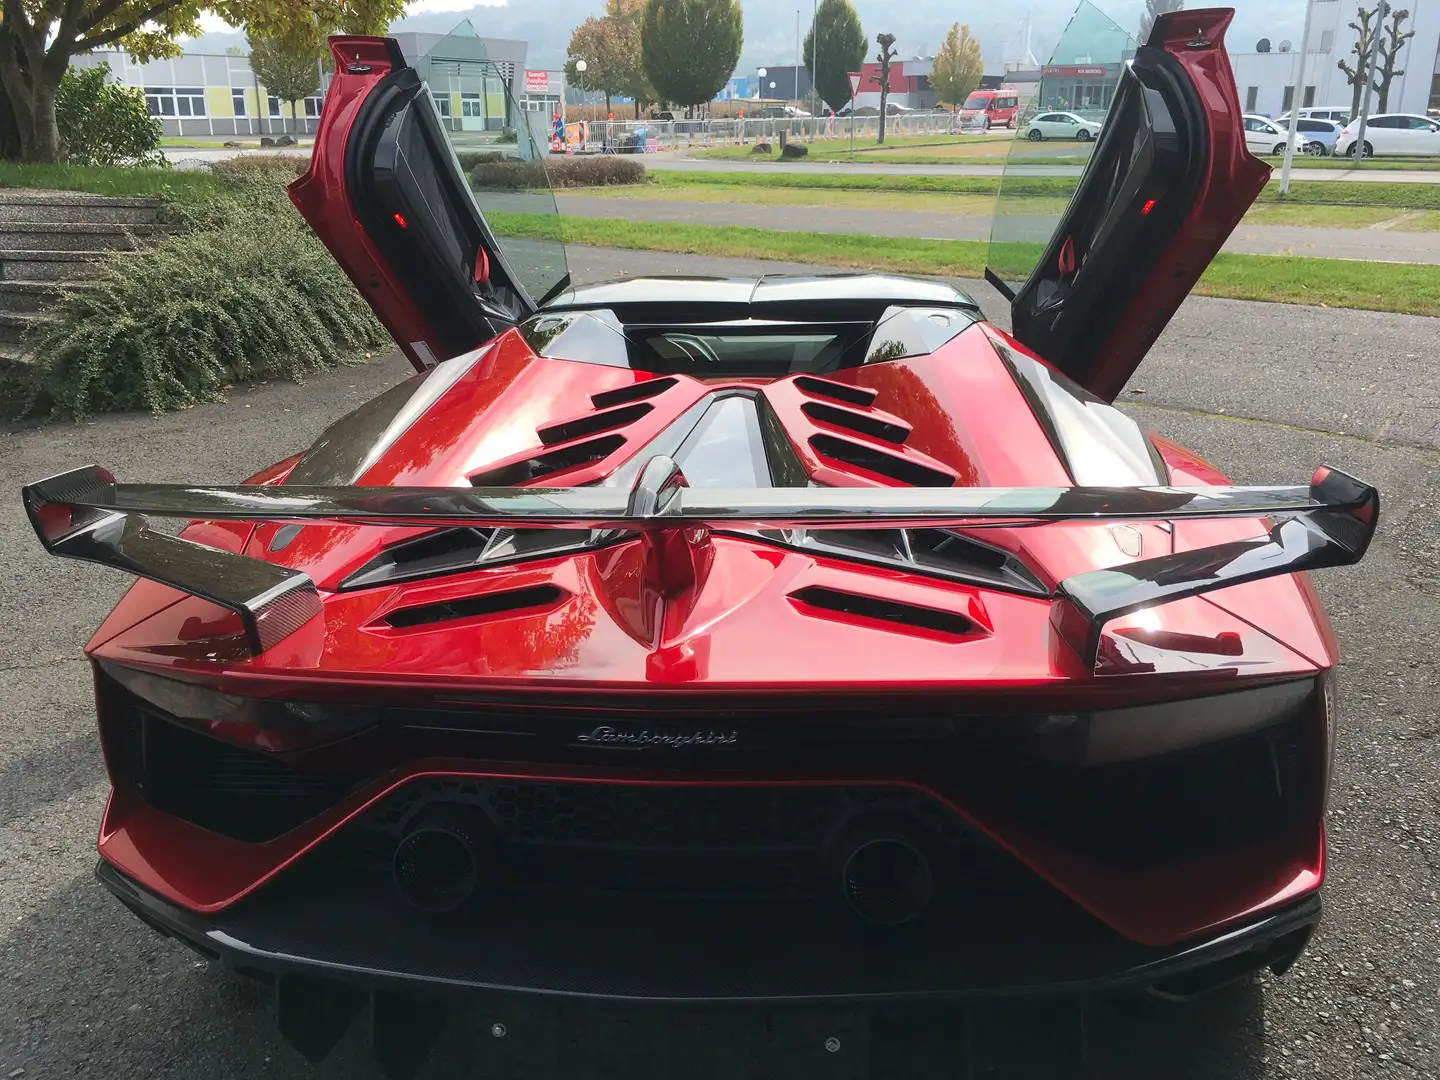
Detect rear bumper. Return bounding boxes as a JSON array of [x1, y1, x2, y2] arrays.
[[99, 858, 1319, 1004]]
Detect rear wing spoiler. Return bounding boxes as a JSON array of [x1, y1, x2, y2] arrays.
[[22, 459, 1377, 661]]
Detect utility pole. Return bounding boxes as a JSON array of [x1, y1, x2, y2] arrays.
[[1279, 0, 1317, 192], [812, 0, 819, 114], [1353, 0, 1388, 161], [796, 11, 801, 101]]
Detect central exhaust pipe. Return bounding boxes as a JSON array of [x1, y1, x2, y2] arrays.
[[842, 837, 934, 926], [392, 804, 491, 913]]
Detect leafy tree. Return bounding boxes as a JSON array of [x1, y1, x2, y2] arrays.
[[1373, 6, 1414, 112], [802, 0, 865, 112], [929, 23, 983, 108], [641, 0, 742, 111], [1138, 0, 1184, 45], [1337, 4, 1384, 120], [875, 31, 897, 144], [565, 15, 612, 111], [604, 0, 656, 118], [248, 32, 324, 134], [55, 63, 162, 166], [0, 1, 405, 164]]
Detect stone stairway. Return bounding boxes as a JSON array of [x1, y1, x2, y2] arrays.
[[0, 190, 164, 356]]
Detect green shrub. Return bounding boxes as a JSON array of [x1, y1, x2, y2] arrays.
[[455, 150, 512, 169], [56, 64, 164, 167], [29, 169, 388, 418], [471, 156, 646, 190]]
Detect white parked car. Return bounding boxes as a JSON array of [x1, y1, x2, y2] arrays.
[[1022, 111, 1102, 142], [1335, 113, 1440, 158], [1241, 114, 1310, 156], [1278, 105, 1352, 126]]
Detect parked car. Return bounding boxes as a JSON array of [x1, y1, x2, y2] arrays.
[[1336, 113, 1440, 158], [1022, 110, 1103, 142], [20, 12, 1381, 1074], [1291, 117, 1342, 155], [1278, 106, 1352, 126], [1241, 113, 1309, 156], [750, 105, 811, 119]]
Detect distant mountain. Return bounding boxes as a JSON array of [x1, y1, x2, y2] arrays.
[[181, 2, 1305, 76]]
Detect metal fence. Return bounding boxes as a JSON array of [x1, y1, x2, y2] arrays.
[[557, 112, 1002, 153]]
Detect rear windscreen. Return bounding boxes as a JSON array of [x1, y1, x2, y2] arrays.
[[637, 331, 847, 374]]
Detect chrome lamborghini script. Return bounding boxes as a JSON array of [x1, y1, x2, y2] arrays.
[[574, 725, 740, 749]]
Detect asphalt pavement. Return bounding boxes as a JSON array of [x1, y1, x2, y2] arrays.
[[555, 194, 1440, 264], [1, 246, 1438, 1079]]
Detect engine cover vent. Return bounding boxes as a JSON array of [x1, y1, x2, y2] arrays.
[[789, 586, 974, 639], [384, 584, 565, 629]]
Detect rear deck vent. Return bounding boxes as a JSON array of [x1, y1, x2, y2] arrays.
[[801, 401, 909, 444], [470, 435, 625, 487], [538, 402, 654, 446], [790, 586, 973, 638], [385, 584, 564, 629], [794, 376, 876, 407], [809, 433, 954, 488], [591, 377, 678, 409]]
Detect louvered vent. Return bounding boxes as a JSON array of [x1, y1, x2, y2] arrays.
[[789, 586, 973, 639], [470, 434, 625, 487], [801, 401, 909, 444], [537, 402, 654, 446], [793, 375, 876, 408], [809, 433, 955, 488], [591, 377, 678, 409], [385, 584, 565, 629]]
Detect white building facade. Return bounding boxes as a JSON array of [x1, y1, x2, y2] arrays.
[[1229, 0, 1440, 118]]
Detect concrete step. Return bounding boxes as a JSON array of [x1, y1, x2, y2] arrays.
[[0, 222, 164, 252], [0, 250, 109, 281], [0, 191, 161, 225], [0, 311, 50, 345], [0, 280, 88, 314]]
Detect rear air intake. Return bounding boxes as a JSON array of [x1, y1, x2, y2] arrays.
[[801, 401, 910, 444], [809, 433, 955, 487], [794, 375, 877, 407], [537, 402, 655, 446], [469, 435, 625, 486], [790, 586, 973, 638], [590, 377, 678, 409], [384, 584, 564, 628]]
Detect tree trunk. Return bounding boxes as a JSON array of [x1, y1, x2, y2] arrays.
[[1350, 76, 1363, 121], [0, 36, 64, 163], [878, 88, 888, 143], [1377, 81, 1389, 112], [290, 102, 297, 134]]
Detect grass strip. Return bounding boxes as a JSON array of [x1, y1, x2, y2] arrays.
[[0, 161, 224, 202], [489, 212, 1440, 318]]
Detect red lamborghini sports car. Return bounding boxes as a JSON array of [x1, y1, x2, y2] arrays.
[[22, 8, 1378, 1076]]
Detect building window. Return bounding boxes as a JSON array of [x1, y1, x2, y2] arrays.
[[1282, 85, 1295, 112], [1245, 86, 1258, 112], [1320, 29, 1335, 52], [1303, 85, 1316, 108], [432, 92, 452, 117], [268, 95, 283, 117], [231, 90, 246, 116], [303, 95, 324, 117], [145, 87, 205, 117], [461, 93, 484, 118]]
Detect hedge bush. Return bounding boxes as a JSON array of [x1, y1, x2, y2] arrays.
[[28, 164, 389, 418], [56, 63, 164, 167], [471, 156, 646, 190]]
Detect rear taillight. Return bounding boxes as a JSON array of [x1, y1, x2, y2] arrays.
[[100, 661, 378, 752]]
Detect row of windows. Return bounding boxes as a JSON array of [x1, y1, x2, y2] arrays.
[[144, 86, 323, 119], [431, 91, 505, 119]]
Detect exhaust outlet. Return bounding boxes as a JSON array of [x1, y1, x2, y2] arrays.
[[842, 837, 934, 926], [392, 804, 490, 913]]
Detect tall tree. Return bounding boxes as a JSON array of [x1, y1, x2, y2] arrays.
[[0, 1, 406, 164], [1337, 4, 1384, 120], [802, 0, 865, 113], [1138, 0, 1184, 45], [929, 23, 983, 108], [641, 0, 742, 112], [248, 32, 324, 134], [565, 16, 613, 112], [874, 31, 897, 144], [603, 0, 657, 118], [1373, 6, 1414, 112]]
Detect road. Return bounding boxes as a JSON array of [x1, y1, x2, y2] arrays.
[[161, 144, 1440, 185], [555, 194, 1440, 264], [2, 247, 1438, 1079]]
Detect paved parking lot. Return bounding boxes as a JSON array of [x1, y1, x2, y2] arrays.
[[1, 247, 1436, 1078]]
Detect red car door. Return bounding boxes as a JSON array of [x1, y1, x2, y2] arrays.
[[989, 8, 1268, 401]]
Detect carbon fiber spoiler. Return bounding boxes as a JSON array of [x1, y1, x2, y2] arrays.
[[22, 459, 1377, 660]]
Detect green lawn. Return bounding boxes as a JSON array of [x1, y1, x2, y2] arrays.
[[489, 212, 1440, 318], [0, 161, 225, 201]]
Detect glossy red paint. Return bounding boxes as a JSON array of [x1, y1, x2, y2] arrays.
[[290, 38, 444, 373], [1077, 9, 1271, 400]]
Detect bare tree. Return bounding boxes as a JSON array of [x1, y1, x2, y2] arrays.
[[1373, 6, 1414, 111], [1337, 4, 1383, 120], [875, 32, 897, 144]]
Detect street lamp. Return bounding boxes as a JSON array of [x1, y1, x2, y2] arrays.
[[575, 58, 587, 116]]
